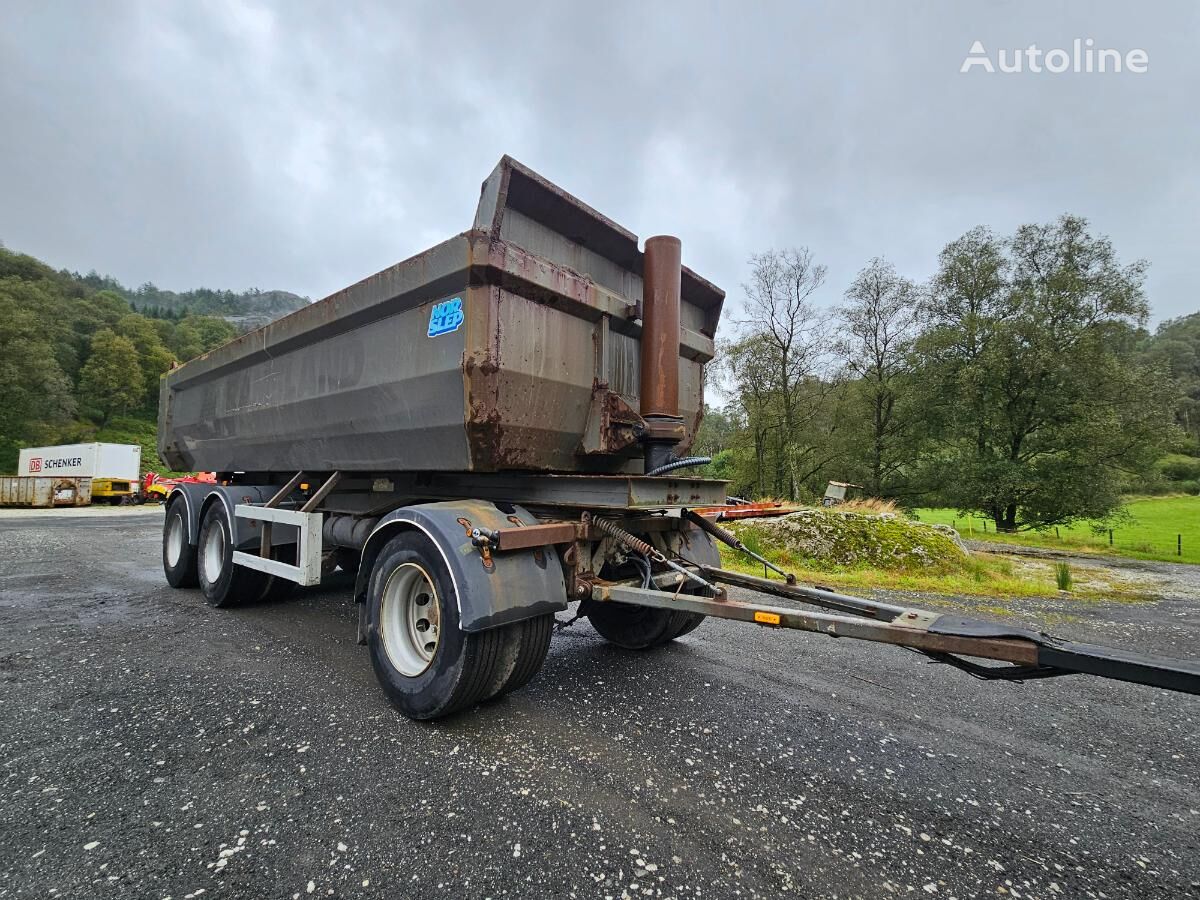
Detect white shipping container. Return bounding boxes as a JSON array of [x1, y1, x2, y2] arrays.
[[17, 443, 141, 481]]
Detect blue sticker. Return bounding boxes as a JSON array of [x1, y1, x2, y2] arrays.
[[427, 296, 464, 337]]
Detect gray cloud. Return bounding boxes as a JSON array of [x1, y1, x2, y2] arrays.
[[2, 1, 1196, 325]]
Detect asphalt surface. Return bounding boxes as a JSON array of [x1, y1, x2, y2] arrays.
[[1, 510, 1198, 900]]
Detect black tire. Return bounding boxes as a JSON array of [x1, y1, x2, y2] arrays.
[[196, 503, 269, 608], [366, 531, 511, 720], [482, 614, 553, 701], [668, 609, 705, 639], [664, 585, 708, 640], [585, 601, 693, 650], [162, 498, 199, 588]]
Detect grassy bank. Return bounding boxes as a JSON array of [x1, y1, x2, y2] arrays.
[[717, 544, 1145, 602], [723, 510, 1150, 601], [913, 495, 1200, 564]]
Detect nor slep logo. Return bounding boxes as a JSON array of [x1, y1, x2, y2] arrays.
[[427, 297, 464, 337], [28, 457, 42, 473]]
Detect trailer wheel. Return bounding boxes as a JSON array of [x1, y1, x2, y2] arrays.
[[668, 610, 705, 639], [663, 586, 707, 640], [585, 601, 693, 650], [483, 614, 553, 701], [162, 498, 198, 588], [366, 531, 509, 720], [197, 503, 269, 608]]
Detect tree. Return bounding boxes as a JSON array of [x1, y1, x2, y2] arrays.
[[835, 258, 923, 497], [1140, 312, 1200, 446], [116, 314, 177, 409], [725, 248, 839, 500], [0, 289, 75, 439], [918, 216, 1177, 531], [79, 329, 144, 426], [170, 315, 236, 361]]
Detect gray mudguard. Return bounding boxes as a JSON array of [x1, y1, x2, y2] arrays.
[[680, 521, 721, 570], [166, 482, 280, 550], [355, 500, 568, 633]]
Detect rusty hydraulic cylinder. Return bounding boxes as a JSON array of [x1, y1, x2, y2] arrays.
[[640, 235, 686, 472]]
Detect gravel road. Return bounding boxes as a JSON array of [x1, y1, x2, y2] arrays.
[[1, 510, 1198, 899]]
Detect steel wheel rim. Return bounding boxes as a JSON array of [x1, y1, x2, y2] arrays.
[[201, 520, 225, 585], [380, 563, 441, 676], [166, 514, 184, 567]]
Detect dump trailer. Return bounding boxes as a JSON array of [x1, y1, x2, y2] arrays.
[[158, 156, 1200, 719]]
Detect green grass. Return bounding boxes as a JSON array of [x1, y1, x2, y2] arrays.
[[717, 539, 1147, 602], [913, 495, 1200, 564]]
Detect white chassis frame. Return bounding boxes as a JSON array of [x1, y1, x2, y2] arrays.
[[232, 504, 324, 586]]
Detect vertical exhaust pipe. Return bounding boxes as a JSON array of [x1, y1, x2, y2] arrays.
[[641, 235, 685, 473]]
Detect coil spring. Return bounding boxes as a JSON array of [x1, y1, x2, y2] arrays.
[[589, 516, 660, 560], [588, 514, 718, 593]]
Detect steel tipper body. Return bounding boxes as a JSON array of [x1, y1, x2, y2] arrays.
[[158, 157, 722, 476], [157, 157, 1200, 719]]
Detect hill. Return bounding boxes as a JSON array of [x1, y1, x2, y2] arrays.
[[0, 245, 301, 474], [76, 272, 309, 324]]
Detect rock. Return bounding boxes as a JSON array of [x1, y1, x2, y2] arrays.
[[729, 507, 969, 572]]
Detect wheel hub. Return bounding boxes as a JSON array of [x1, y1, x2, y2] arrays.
[[200, 520, 225, 585], [380, 563, 441, 676], [166, 515, 184, 567]]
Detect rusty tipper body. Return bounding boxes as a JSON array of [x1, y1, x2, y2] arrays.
[[158, 157, 1200, 720], [160, 157, 722, 475]]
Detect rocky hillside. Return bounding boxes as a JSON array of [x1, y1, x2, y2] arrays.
[[73, 270, 309, 327]]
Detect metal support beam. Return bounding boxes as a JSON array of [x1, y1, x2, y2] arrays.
[[700, 565, 910, 621], [301, 472, 342, 512], [591, 581, 1039, 665], [234, 505, 323, 586], [259, 470, 305, 559], [593, 571, 1200, 695]]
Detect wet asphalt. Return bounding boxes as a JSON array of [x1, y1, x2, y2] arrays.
[[1, 509, 1198, 900]]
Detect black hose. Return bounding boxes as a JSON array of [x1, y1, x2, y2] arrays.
[[645, 456, 712, 477]]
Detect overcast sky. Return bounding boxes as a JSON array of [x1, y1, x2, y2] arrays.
[[2, 1, 1196, 327]]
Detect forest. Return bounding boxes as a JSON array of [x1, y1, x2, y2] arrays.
[[0, 246, 279, 473], [695, 215, 1200, 531]]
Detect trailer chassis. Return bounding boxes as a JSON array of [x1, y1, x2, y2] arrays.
[[163, 471, 1200, 719]]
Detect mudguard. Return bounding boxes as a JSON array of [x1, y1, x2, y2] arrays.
[[679, 521, 721, 570], [355, 500, 568, 633], [166, 482, 280, 550]]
